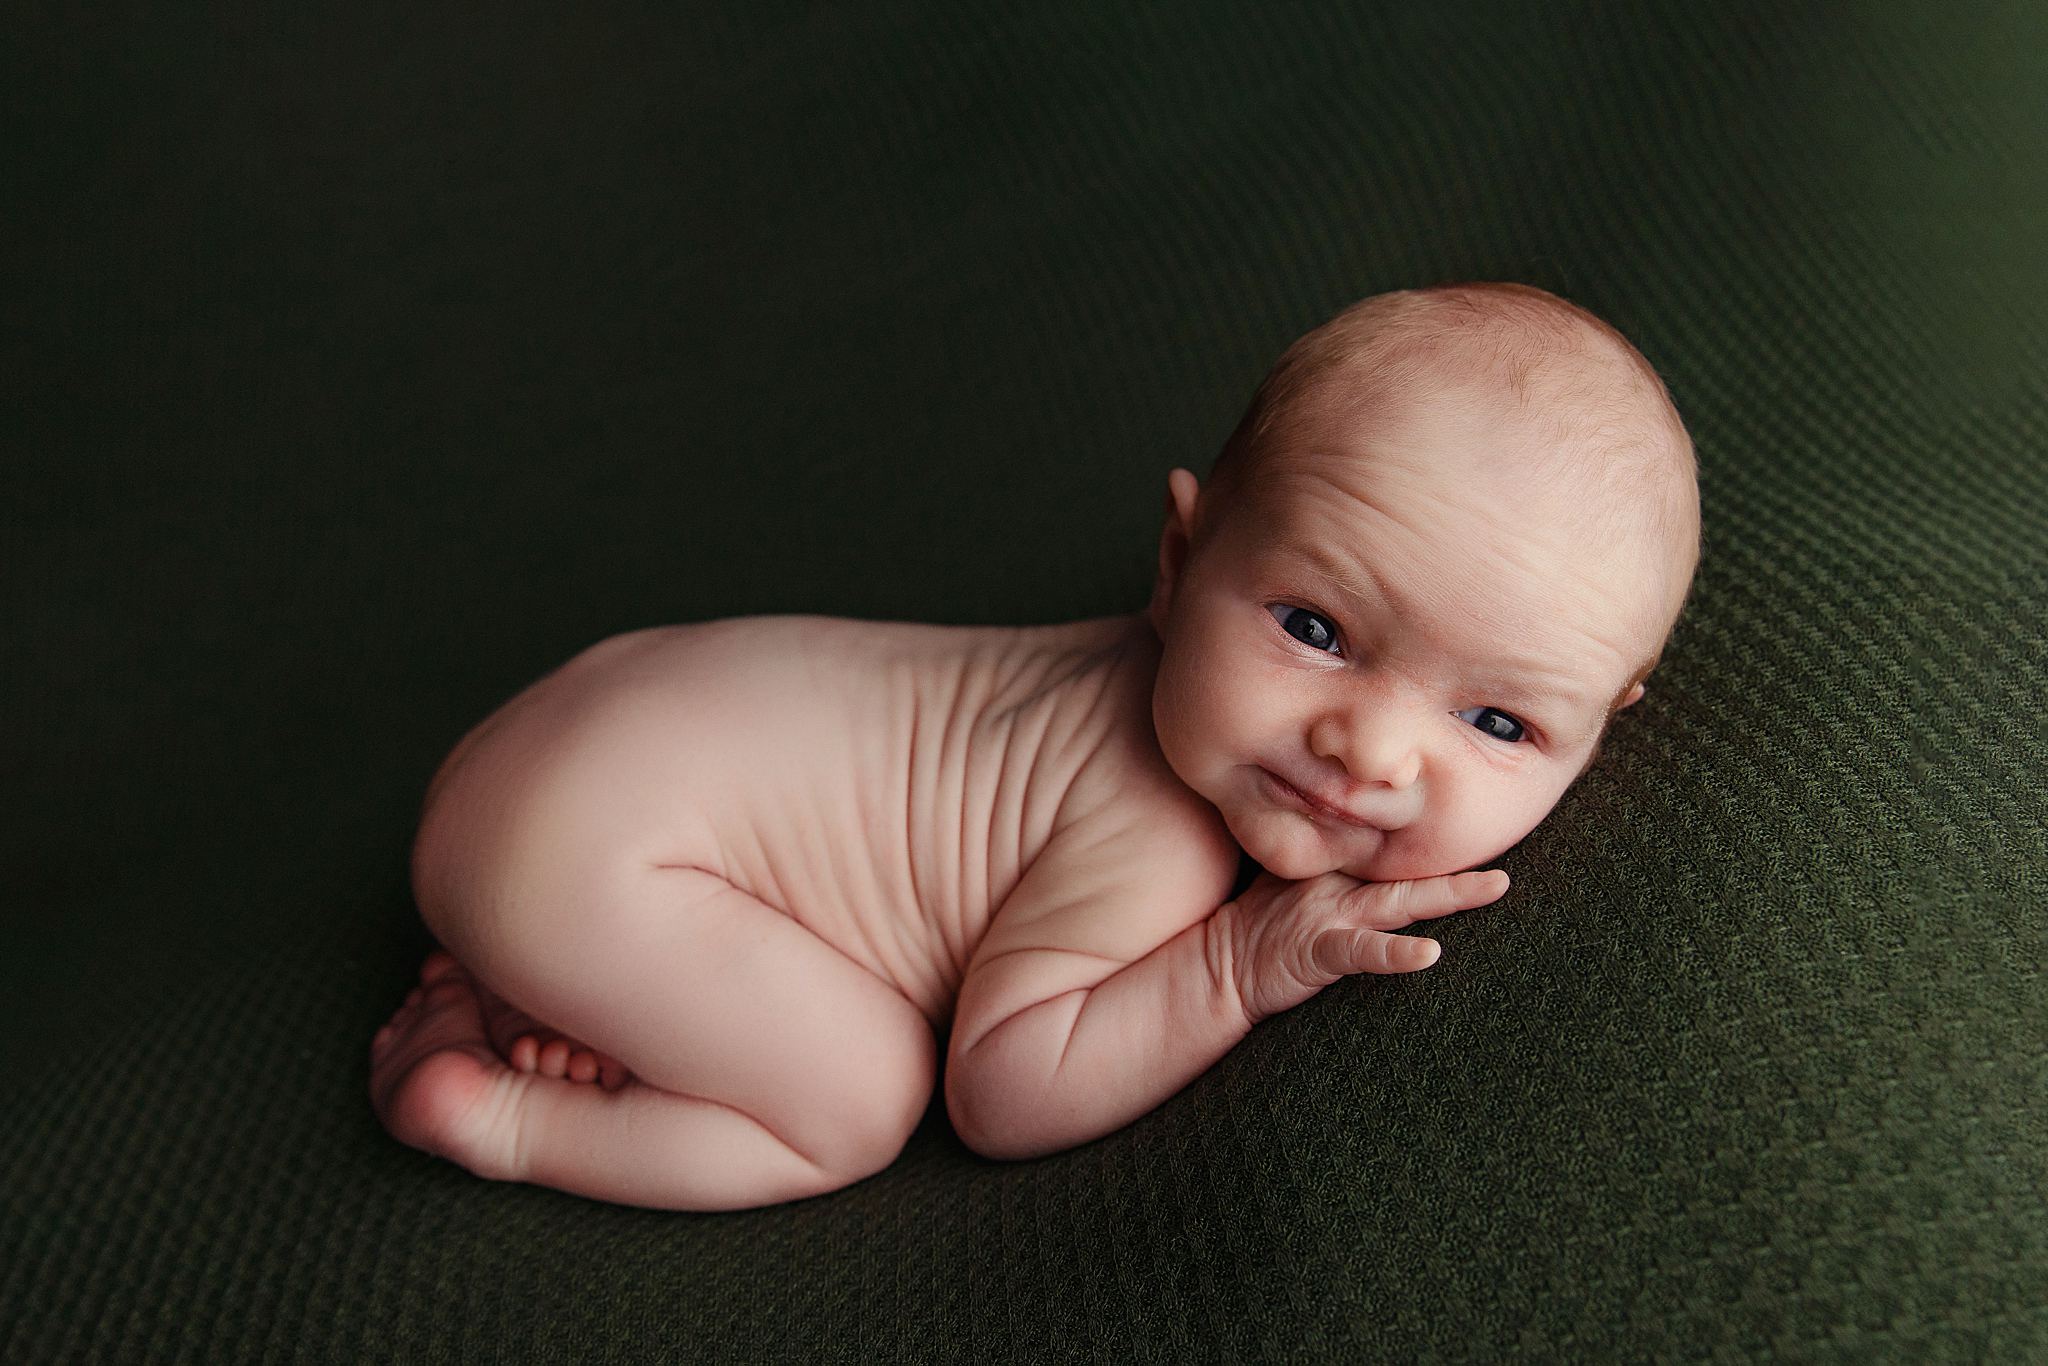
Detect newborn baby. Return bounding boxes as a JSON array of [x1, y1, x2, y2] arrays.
[[369, 281, 1701, 1211]]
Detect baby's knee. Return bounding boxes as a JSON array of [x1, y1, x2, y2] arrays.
[[818, 1095, 925, 1185], [801, 1006, 939, 1181]]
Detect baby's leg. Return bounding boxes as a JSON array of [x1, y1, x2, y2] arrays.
[[370, 861, 938, 1212]]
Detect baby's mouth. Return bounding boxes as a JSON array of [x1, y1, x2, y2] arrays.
[[1259, 767, 1380, 830]]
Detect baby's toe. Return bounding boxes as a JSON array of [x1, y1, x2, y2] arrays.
[[566, 1051, 599, 1084], [420, 950, 462, 985], [536, 1038, 572, 1078], [509, 1034, 540, 1072]]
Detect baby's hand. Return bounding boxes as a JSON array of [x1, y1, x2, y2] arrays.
[[1215, 867, 1510, 1025]]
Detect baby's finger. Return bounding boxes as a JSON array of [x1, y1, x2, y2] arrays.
[[1311, 926, 1442, 976], [1354, 869, 1510, 929]]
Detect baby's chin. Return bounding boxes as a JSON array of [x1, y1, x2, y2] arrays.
[[1227, 810, 1397, 882], [1232, 811, 1504, 884]]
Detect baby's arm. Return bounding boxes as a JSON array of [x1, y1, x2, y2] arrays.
[[944, 822, 1241, 1161], [946, 823, 1509, 1161]]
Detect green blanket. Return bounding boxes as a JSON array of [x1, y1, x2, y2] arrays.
[[5, 2, 2042, 1359]]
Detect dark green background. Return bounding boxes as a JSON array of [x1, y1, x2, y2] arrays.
[[5, 2, 2044, 1360]]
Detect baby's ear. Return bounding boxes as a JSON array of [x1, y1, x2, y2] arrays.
[[1148, 469, 1203, 633], [1163, 467, 1201, 534]]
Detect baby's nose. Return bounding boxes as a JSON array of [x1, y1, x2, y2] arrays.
[[1358, 739, 1421, 789], [1329, 702, 1425, 789]]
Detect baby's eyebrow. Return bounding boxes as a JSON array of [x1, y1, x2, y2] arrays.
[[1278, 545, 1601, 717], [1287, 544, 1405, 619]]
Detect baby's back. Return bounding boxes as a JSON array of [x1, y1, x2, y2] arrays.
[[412, 611, 1227, 1031]]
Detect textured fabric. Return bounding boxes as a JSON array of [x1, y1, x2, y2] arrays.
[[5, 1, 2044, 1360]]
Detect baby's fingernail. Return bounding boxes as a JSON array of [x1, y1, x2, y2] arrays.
[[1418, 941, 1441, 966]]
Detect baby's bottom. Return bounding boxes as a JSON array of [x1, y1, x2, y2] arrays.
[[368, 861, 939, 1212]]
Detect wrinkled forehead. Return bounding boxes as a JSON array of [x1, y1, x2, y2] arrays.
[[1249, 437, 1612, 560], [1255, 390, 1678, 567], [1240, 448, 1675, 669], [1274, 478, 1637, 622]]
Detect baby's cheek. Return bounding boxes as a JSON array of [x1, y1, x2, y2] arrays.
[[1350, 827, 1439, 883], [1401, 807, 1523, 880], [1473, 793, 1565, 866]]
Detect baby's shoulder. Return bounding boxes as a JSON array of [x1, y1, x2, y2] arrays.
[[1054, 679, 1241, 899], [960, 711, 1241, 992]]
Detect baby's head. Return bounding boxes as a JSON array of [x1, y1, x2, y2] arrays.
[[1145, 282, 1701, 883]]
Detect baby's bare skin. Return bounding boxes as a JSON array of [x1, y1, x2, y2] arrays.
[[369, 282, 1702, 1209], [369, 611, 1236, 1209], [422, 612, 1210, 1027]]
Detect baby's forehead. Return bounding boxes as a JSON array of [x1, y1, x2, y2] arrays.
[[1273, 383, 1688, 559], [1260, 438, 1647, 555], [1265, 501, 1646, 632], [1248, 461, 1675, 665]]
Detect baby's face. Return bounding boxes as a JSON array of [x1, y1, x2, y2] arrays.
[[1147, 395, 1667, 884]]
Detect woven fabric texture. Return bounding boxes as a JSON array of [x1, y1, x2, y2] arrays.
[[4, 2, 2044, 1361]]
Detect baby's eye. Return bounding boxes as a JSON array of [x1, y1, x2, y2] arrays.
[[1456, 707, 1526, 743], [1268, 604, 1340, 654]]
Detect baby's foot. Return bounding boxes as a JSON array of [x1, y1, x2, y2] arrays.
[[368, 952, 529, 1181], [463, 962, 633, 1091], [376, 951, 631, 1089], [369, 951, 636, 1184]]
